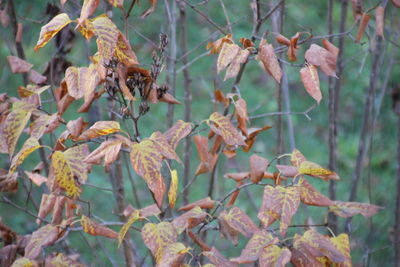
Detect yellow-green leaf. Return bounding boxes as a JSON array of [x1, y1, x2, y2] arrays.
[[168, 169, 178, 208], [90, 14, 119, 61], [259, 245, 291, 267], [118, 210, 140, 247], [77, 121, 120, 141], [207, 112, 245, 146], [34, 13, 73, 51], [299, 160, 340, 181], [81, 215, 118, 239], [329, 201, 382, 218], [8, 137, 41, 175]]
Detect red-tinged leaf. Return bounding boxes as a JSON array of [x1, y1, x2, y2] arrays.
[[29, 69, 47, 85], [291, 149, 307, 167], [178, 197, 215, 212], [243, 126, 272, 152], [81, 215, 118, 239], [8, 137, 41, 175], [294, 230, 346, 264], [258, 39, 282, 83], [149, 132, 181, 163], [164, 120, 193, 149], [44, 253, 86, 267], [141, 222, 178, 262], [258, 185, 301, 236], [204, 247, 238, 267], [84, 139, 122, 171], [291, 246, 325, 267], [275, 34, 290, 46], [287, 32, 300, 62], [114, 32, 139, 67], [25, 171, 47, 187], [157, 242, 189, 267], [259, 245, 291, 267], [250, 154, 269, 183], [217, 42, 241, 73], [231, 230, 278, 264], [207, 112, 245, 146], [7, 56, 33, 73], [392, 0, 400, 8], [375, 6, 385, 37], [330, 233, 352, 267], [206, 34, 233, 54], [219, 207, 258, 238], [36, 194, 57, 224], [219, 211, 239, 245], [356, 13, 371, 43], [140, 0, 158, 18], [172, 206, 208, 234], [168, 169, 178, 208], [51, 196, 67, 225], [78, 0, 100, 25], [329, 201, 382, 218], [0, 169, 18, 192], [194, 135, 210, 172], [224, 172, 249, 182], [1, 101, 33, 155], [108, 0, 124, 8], [29, 112, 60, 139], [305, 44, 337, 77], [77, 121, 120, 141], [50, 144, 89, 197], [300, 64, 321, 104], [351, 0, 363, 21], [34, 13, 73, 51], [118, 210, 140, 247], [224, 48, 249, 81], [276, 165, 299, 177], [299, 160, 340, 181], [188, 230, 211, 251], [159, 92, 181, 104], [227, 93, 249, 135], [25, 224, 60, 259], [298, 178, 334, 206], [87, 15, 119, 61]]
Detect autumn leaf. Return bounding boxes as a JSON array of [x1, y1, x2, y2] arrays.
[[300, 64, 321, 104], [29, 112, 60, 139], [172, 206, 208, 234], [44, 253, 86, 267], [87, 15, 119, 61], [51, 196, 67, 225], [18, 84, 49, 98], [164, 120, 194, 149], [219, 207, 258, 238], [258, 39, 282, 83], [157, 242, 189, 267], [330, 233, 352, 267], [298, 160, 340, 181], [141, 222, 178, 262], [227, 93, 248, 135], [207, 112, 245, 146], [10, 257, 38, 267], [207, 34, 233, 54], [36, 193, 57, 224], [114, 32, 139, 67], [8, 137, 41, 175], [329, 201, 382, 218], [168, 169, 178, 208], [193, 135, 217, 175], [7, 56, 33, 73], [108, 0, 124, 8], [259, 245, 291, 267], [217, 42, 241, 74], [77, 121, 120, 140], [276, 164, 299, 177], [84, 139, 122, 171], [305, 44, 337, 77], [140, 0, 158, 18], [224, 48, 249, 81], [249, 154, 269, 183], [204, 247, 238, 267], [243, 126, 272, 152], [29, 69, 47, 85], [150, 132, 181, 163], [34, 13, 73, 51], [291, 148, 307, 167], [78, 0, 100, 26], [178, 197, 215, 212], [81, 215, 118, 239], [118, 210, 140, 247], [257, 185, 300, 236], [65, 65, 99, 101], [375, 6, 385, 37], [25, 224, 60, 259], [298, 178, 334, 206], [25, 171, 47, 187], [356, 13, 371, 43], [230, 230, 278, 264]]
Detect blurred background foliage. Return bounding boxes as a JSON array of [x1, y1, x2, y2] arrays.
[[0, 0, 399, 266]]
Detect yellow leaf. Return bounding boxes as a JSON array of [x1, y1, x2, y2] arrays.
[[77, 121, 120, 140], [207, 112, 245, 146], [331, 233, 352, 267], [8, 137, 41, 175], [168, 169, 178, 208], [299, 160, 339, 181], [81, 215, 118, 239], [259, 245, 291, 267], [118, 210, 140, 247], [35, 13, 73, 51], [10, 257, 37, 267], [89, 14, 119, 61], [114, 32, 139, 67], [217, 42, 241, 73]]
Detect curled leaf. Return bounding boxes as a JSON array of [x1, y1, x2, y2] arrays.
[[81, 215, 118, 239], [168, 169, 178, 208], [329, 201, 382, 218]]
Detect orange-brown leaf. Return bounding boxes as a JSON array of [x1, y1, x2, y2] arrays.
[[25, 224, 60, 259], [164, 120, 194, 149], [258, 40, 282, 83], [81, 215, 118, 239], [329, 201, 382, 218], [305, 44, 337, 77], [375, 6, 385, 37], [356, 13, 371, 43], [207, 112, 245, 146], [84, 139, 122, 171], [7, 56, 33, 73], [249, 154, 269, 183], [300, 64, 321, 104], [204, 247, 238, 267], [172, 206, 208, 234], [178, 197, 215, 212], [298, 178, 334, 206], [219, 207, 258, 238], [217, 43, 241, 74], [77, 121, 120, 141]]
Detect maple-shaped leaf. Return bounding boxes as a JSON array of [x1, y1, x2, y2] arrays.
[[25, 171, 47, 187], [168, 169, 178, 208], [298, 178, 334, 206], [81, 215, 118, 239], [78, 0, 100, 25], [50, 144, 89, 197], [329, 201, 382, 218], [259, 245, 291, 267], [1, 101, 35, 156], [305, 44, 337, 77], [291, 149, 307, 167], [217, 42, 241, 73], [258, 185, 300, 236], [230, 230, 279, 264], [203, 247, 238, 267], [114, 32, 139, 67], [157, 242, 189, 267], [219, 207, 258, 238], [224, 48, 250, 81], [172, 206, 208, 234], [29, 112, 60, 139], [84, 139, 122, 171], [25, 224, 60, 259], [258, 39, 282, 83], [178, 197, 215, 212], [250, 154, 269, 183], [34, 13, 73, 51], [164, 120, 194, 149], [118, 210, 140, 247], [330, 233, 352, 267], [207, 112, 245, 146], [300, 64, 321, 104], [65, 65, 99, 101], [375, 6, 385, 37], [293, 230, 346, 264], [7, 56, 33, 73], [356, 13, 371, 43], [299, 161, 339, 181], [77, 121, 120, 140], [8, 137, 41, 175], [141, 222, 178, 263]]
